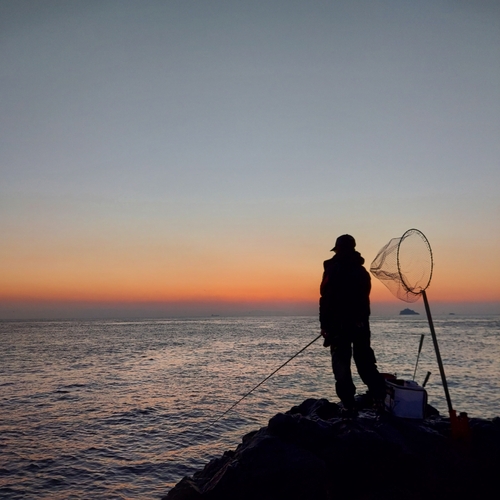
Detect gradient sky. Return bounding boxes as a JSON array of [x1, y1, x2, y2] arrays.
[[1, 0, 499, 318]]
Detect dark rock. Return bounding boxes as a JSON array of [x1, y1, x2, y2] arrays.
[[164, 399, 500, 500]]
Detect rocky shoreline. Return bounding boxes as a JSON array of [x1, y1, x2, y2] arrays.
[[165, 398, 500, 500]]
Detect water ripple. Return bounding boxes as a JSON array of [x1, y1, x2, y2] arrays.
[[0, 315, 499, 498]]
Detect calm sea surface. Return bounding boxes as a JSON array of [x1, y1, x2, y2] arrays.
[[1, 315, 499, 499]]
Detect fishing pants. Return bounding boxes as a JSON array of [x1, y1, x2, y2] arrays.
[[329, 323, 386, 408]]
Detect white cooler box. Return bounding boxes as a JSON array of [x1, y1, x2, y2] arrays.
[[385, 379, 427, 419]]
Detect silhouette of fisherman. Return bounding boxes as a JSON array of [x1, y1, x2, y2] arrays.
[[320, 234, 386, 416]]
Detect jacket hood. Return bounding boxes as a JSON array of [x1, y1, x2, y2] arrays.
[[324, 250, 365, 269]]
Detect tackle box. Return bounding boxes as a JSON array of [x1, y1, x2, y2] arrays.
[[385, 379, 427, 419]]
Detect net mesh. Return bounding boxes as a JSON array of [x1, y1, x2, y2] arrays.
[[370, 229, 433, 303]]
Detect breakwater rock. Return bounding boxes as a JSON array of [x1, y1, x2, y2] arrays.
[[165, 399, 500, 500]]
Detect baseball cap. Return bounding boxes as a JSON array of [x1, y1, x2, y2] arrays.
[[331, 234, 356, 252]]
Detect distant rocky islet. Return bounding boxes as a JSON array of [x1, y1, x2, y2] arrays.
[[399, 308, 420, 315]]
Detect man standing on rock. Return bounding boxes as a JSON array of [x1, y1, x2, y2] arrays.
[[319, 234, 386, 416]]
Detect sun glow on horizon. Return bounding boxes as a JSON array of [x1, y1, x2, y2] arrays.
[[1, 271, 498, 305]]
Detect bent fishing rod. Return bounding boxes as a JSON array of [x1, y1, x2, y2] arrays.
[[203, 334, 322, 432]]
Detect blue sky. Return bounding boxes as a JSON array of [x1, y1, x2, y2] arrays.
[[1, 0, 499, 318]]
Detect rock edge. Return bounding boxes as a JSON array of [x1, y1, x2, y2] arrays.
[[165, 398, 500, 500]]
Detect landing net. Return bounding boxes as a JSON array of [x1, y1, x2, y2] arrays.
[[370, 229, 457, 418], [370, 229, 433, 303]]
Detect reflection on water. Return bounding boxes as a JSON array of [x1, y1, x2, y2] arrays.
[[0, 316, 499, 498]]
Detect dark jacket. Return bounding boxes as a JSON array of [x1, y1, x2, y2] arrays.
[[319, 250, 371, 332]]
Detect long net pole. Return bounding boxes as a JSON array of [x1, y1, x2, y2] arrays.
[[422, 290, 453, 414]]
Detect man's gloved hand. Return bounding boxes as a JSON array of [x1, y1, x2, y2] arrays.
[[321, 329, 332, 347]]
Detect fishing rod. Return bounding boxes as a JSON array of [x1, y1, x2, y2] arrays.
[[412, 334, 425, 381], [203, 334, 322, 432]]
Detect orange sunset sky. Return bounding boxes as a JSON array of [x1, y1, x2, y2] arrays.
[[1, 1, 499, 319]]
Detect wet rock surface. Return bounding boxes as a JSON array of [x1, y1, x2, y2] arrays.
[[164, 399, 500, 500]]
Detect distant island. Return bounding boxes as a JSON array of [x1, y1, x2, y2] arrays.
[[400, 308, 419, 315]]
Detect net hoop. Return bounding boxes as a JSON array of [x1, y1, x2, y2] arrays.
[[370, 228, 433, 303], [396, 228, 433, 296]]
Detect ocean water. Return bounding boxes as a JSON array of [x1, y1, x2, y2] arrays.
[[1, 315, 499, 499]]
